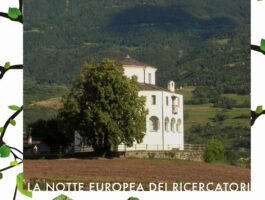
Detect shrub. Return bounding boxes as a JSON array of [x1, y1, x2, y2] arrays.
[[203, 139, 224, 163], [225, 151, 238, 166], [210, 113, 227, 123], [148, 152, 156, 159], [164, 151, 175, 158]]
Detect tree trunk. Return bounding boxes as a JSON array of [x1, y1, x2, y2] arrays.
[[103, 132, 111, 157]]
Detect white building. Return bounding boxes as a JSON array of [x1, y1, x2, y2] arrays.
[[117, 55, 184, 151], [74, 55, 184, 152]]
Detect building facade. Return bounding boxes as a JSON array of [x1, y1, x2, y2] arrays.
[[74, 55, 184, 152], [117, 55, 184, 151]]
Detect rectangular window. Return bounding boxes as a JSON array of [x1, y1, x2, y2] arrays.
[[166, 96, 169, 106], [152, 95, 156, 105], [148, 73, 152, 84], [172, 96, 177, 114]]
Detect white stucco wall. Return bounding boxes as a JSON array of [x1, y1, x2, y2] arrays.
[[123, 66, 145, 83], [144, 66, 157, 85], [140, 91, 164, 149], [119, 90, 184, 151], [163, 93, 184, 150], [123, 65, 157, 85]]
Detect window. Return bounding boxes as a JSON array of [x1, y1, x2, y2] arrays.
[[152, 95, 156, 105], [148, 73, 152, 84], [172, 96, 178, 114], [175, 97, 180, 107], [149, 116, 159, 132], [166, 96, 169, 106], [171, 118, 176, 132], [176, 119, 182, 133], [165, 117, 169, 132]]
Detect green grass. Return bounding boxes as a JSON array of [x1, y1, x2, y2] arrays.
[[127, 157, 196, 164], [177, 86, 249, 130], [176, 86, 195, 101], [185, 104, 249, 130], [221, 93, 249, 104]]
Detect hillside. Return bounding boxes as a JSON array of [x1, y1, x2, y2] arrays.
[[24, 0, 250, 101], [24, 0, 250, 153]]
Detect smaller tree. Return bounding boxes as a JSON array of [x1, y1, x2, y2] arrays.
[[29, 119, 73, 148], [203, 139, 224, 163], [210, 112, 227, 123]]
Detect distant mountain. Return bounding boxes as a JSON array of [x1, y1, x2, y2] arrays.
[[24, 0, 250, 102]]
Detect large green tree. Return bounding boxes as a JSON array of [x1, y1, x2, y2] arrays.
[[58, 59, 147, 155]]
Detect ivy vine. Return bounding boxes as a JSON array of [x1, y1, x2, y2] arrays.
[[0, 63, 23, 80], [0, 0, 27, 199], [251, 39, 265, 126], [0, 0, 22, 23], [0, 106, 32, 199]]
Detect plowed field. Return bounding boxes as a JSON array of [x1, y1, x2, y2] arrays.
[[24, 158, 250, 183]]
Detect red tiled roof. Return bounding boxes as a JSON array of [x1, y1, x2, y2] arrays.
[[118, 55, 149, 67], [138, 83, 169, 92]]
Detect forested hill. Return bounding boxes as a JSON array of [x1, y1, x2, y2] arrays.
[[24, 0, 250, 102]]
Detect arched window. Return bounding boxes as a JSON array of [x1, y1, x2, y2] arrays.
[[172, 96, 179, 114], [176, 119, 182, 133], [171, 118, 176, 132], [149, 116, 159, 132], [165, 117, 170, 132]]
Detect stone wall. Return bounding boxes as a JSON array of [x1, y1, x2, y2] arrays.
[[125, 151, 204, 162]]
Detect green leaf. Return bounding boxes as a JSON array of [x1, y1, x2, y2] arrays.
[[260, 39, 265, 52], [10, 160, 19, 166], [256, 106, 263, 114], [0, 173, 3, 179], [8, 105, 21, 111], [4, 62, 10, 70], [10, 119, 16, 126], [0, 144, 11, 158], [8, 8, 22, 20], [0, 127, 4, 134], [16, 173, 33, 198], [53, 194, 73, 200], [128, 197, 139, 200]]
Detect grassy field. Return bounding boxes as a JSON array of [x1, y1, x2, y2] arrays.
[[221, 93, 249, 104], [30, 97, 62, 109], [177, 86, 250, 130], [25, 86, 250, 131]]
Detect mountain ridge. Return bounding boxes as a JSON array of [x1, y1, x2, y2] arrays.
[[24, 0, 250, 101]]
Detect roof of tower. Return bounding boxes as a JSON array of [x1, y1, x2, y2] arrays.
[[118, 55, 155, 68]]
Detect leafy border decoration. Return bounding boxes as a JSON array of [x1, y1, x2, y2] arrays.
[[250, 2, 265, 127], [251, 39, 265, 126], [1, 0, 259, 199], [0, 64, 23, 80], [0, 0, 23, 23], [0, 0, 29, 199]]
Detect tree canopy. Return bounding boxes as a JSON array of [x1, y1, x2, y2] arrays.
[[58, 59, 147, 154]]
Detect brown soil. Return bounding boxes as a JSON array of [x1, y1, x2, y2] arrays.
[[24, 158, 250, 183]]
